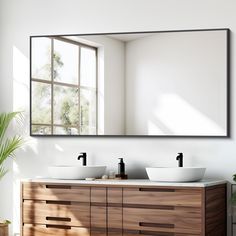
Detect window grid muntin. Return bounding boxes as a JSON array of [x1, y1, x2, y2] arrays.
[[31, 37, 97, 135]]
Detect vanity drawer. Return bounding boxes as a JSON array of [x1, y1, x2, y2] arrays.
[[23, 200, 90, 227], [108, 207, 122, 229], [23, 183, 90, 202], [91, 187, 106, 203], [91, 229, 107, 236], [91, 206, 122, 230], [91, 206, 107, 228], [108, 188, 122, 204], [123, 231, 200, 236], [123, 187, 202, 207], [91, 229, 122, 236], [123, 207, 202, 235], [23, 224, 90, 236]]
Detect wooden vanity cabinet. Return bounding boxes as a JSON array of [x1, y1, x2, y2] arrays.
[[21, 182, 226, 236], [91, 187, 123, 236], [21, 183, 90, 236]]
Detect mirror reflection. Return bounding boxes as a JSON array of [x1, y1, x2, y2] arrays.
[[30, 29, 229, 136]]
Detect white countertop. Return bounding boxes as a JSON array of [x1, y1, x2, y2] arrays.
[[21, 178, 227, 187]]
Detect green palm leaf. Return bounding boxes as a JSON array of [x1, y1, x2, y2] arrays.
[[0, 166, 7, 180], [0, 112, 18, 141], [0, 112, 24, 180]]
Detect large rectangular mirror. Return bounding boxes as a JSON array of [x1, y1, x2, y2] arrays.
[[30, 29, 229, 137]]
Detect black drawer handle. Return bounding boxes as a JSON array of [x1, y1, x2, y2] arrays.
[[46, 200, 71, 205], [46, 217, 71, 222], [46, 185, 71, 189], [123, 204, 174, 210], [139, 230, 174, 236], [139, 222, 175, 228], [139, 188, 175, 192], [46, 225, 71, 230]]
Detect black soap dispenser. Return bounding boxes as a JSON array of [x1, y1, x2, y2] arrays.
[[115, 158, 128, 179]]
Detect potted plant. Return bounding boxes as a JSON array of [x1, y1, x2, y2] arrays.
[[232, 174, 236, 205], [0, 220, 11, 236], [0, 112, 24, 236]]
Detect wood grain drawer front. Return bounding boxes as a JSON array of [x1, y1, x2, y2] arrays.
[[23, 200, 90, 227], [23, 224, 90, 236], [91, 206, 106, 229], [123, 187, 202, 207], [91, 229, 106, 236], [91, 229, 122, 236], [108, 229, 122, 236], [123, 232, 200, 236], [91, 187, 106, 203], [123, 207, 201, 235], [108, 207, 122, 229], [23, 183, 90, 202], [108, 188, 122, 204]]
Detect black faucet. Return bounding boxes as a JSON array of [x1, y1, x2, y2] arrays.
[[78, 152, 87, 166], [176, 153, 183, 167]]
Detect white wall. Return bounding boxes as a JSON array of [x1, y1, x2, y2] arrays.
[[125, 31, 227, 135], [0, 0, 235, 235]]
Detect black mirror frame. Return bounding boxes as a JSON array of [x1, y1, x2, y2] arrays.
[[29, 28, 230, 138]]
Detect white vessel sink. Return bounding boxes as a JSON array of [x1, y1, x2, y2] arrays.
[[146, 167, 206, 182], [48, 165, 106, 180]]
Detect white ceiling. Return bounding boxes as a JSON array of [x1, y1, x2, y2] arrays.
[[107, 33, 155, 42], [63, 33, 156, 46]]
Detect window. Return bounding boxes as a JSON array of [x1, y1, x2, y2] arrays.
[[31, 37, 97, 135]]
